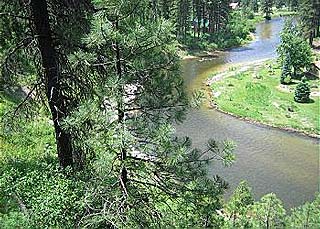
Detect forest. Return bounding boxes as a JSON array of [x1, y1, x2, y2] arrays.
[[0, 0, 319, 228]]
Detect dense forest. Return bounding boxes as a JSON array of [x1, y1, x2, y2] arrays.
[[0, 0, 319, 228]]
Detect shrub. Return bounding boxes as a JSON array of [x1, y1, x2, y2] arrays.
[[0, 163, 85, 228], [280, 54, 292, 84], [0, 212, 30, 229], [294, 77, 311, 103]]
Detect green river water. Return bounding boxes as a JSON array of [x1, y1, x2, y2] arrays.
[[177, 17, 319, 209]]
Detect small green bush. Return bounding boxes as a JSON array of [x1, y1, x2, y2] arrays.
[[280, 54, 292, 84], [294, 77, 311, 103], [0, 163, 85, 228], [0, 212, 30, 229]]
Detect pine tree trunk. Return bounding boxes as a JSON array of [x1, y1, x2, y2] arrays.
[[30, 0, 73, 168], [114, 19, 128, 193], [197, 3, 201, 38], [202, 3, 206, 34]]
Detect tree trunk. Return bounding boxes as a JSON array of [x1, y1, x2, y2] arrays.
[[30, 0, 73, 168], [202, 3, 206, 34], [114, 19, 128, 193]]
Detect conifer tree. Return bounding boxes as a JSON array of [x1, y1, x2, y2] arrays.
[[252, 0, 259, 12], [261, 0, 273, 20], [286, 194, 320, 228], [251, 193, 286, 228], [280, 53, 292, 84], [0, 0, 236, 226], [277, 19, 313, 77], [177, 0, 192, 41], [299, 0, 320, 45], [0, 0, 94, 168], [294, 77, 311, 103], [225, 181, 254, 227]]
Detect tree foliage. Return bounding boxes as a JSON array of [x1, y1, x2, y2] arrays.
[[0, 0, 237, 227], [261, 0, 273, 20], [298, 0, 320, 45], [277, 19, 313, 77], [225, 180, 254, 227], [251, 193, 286, 228], [286, 194, 320, 228], [294, 77, 311, 103], [280, 53, 292, 84], [0, 0, 319, 228]]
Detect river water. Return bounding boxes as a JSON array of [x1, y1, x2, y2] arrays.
[[177, 17, 319, 209]]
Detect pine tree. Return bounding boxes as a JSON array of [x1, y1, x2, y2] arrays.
[[252, 0, 259, 12], [299, 0, 320, 45], [0, 0, 94, 168], [289, 0, 299, 10], [56, 0, 235, 227], [280, 54, 292, 84], [277, 19, 313, 77], [286, 194, 320, 228], [275, 0, 284, 8], [294, 77, 311, 103], [251, 193, 286, 228], [261, 0, 273, 20], [226, 181, 254, 227], [0, 0, 237, 226], [177, 0, 192, 41]]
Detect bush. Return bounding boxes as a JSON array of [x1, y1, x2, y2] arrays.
[[280, 54, 292, 84], [281, 74, 292, 84], [0, 212, 30, 229], [0, 163, 85, 228], [294, 77, 311, 103]]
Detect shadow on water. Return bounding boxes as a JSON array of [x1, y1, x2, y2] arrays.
[[176, 17, 319, 209], [228, 47, 255, 52]]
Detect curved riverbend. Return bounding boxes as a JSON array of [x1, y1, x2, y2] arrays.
[[177, 17, 319, 209]]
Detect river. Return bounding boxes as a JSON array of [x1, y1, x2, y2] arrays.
[[176, 17, 319, 209]]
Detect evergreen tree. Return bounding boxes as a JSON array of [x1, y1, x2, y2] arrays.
[[299, 0, 320, 45], [225, 181, 254, 227], [289, 0, 299, 10], [277, 19, 313, 77], [68, 8, 236, 217], [177, 0, 192, 41], [286, 194, 320, 228], [294, 77, 311, 103], [280, 53, 292, 84], [252, 0, 259, 12], [0, 0, 93, 168], [261, 0, 273, 20], [275, 0, 284, 8], [251, 193, 286, 228], [0, 0, 238, 227]]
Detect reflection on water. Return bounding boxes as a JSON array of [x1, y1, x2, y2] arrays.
[[260, 20, 273, 39], [177, 17, 319, 209]]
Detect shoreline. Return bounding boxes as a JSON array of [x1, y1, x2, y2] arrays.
[[180, 32, 256, 61], [206, 59, 320, 139], [180, 13, 297, 61], [210, 102, 320, 140]]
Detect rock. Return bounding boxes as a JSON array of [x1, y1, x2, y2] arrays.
[[288, 107, 294, 112], [272, 102, 280, 108], [213, 91, 221, 98]]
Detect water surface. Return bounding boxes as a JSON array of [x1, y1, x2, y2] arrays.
[[177, 17, 319, 209]]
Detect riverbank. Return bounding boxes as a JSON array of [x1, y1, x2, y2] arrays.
[[180, 31, 257, 61], [207, 60, 320, 138], [180, 10, 295, 60]]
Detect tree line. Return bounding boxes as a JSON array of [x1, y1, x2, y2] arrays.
[[0, 0, 319, 227]]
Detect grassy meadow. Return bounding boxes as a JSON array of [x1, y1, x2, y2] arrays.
[[209, 60, 320, 136]]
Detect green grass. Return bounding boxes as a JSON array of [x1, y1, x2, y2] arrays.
[[210, 61, 320, 136], [0, 92, 55, 164], [272, 8, 298, 17]]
